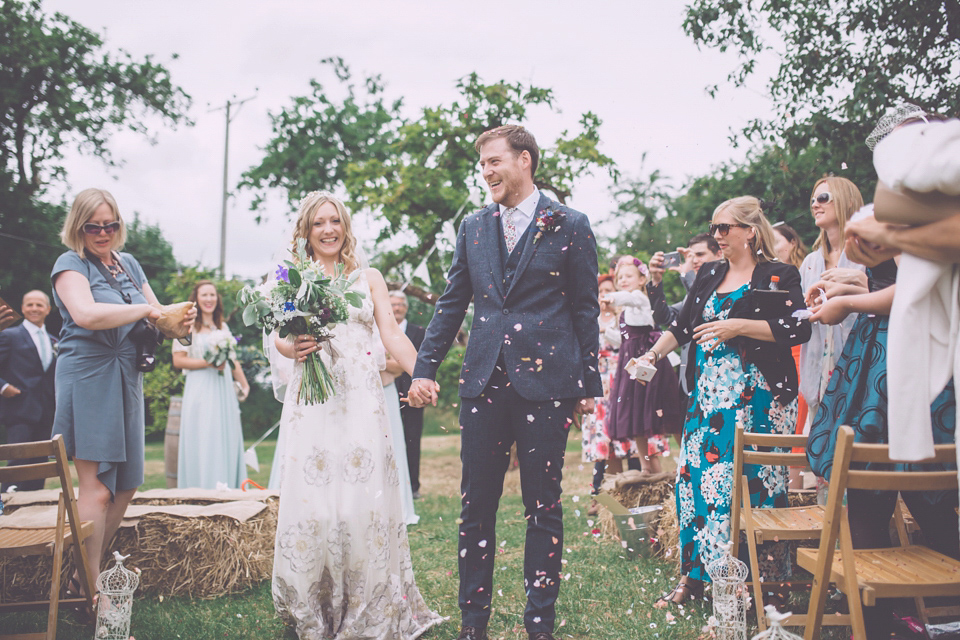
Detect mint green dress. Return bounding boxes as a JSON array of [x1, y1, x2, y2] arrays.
[[173, 327, 246, 489]]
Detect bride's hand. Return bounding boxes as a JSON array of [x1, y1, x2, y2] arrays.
[[294, 334, 320, 363]]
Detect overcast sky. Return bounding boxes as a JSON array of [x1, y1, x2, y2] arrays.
[[42, 0, 777, 279]]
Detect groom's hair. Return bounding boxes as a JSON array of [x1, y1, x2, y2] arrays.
[[475, 125, 539, 179]]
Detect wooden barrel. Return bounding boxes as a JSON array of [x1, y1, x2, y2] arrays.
[[164, 395, 182, 488]]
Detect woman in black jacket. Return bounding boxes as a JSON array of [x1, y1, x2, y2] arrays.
[[642, 196, 811, 607]]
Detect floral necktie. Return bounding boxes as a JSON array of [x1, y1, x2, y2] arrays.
[[502, 207, 518, 253]]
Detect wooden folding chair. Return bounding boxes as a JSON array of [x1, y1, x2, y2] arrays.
[[0, 435, 96, 640], [731, 425, 849, 632], [798, 425, 960, 640]]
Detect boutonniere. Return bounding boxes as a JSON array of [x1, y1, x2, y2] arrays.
[[533, 206, 565, 244], [51, 341, 59, 357]]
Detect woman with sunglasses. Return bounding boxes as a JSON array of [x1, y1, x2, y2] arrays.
[[640, 196, 810, 608], [50, 188, 196, 595], [798, 178, 866, 445]]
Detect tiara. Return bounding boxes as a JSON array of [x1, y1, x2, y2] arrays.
[[297, 190, 335, 211], [866, 102, 928, 150]]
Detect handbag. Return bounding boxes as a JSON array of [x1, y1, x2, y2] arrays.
[[873, 180, 960, 226]]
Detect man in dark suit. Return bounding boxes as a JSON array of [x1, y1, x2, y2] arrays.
[[390, 290, 426, 498], [0, 290, 57, 491], [408, 125, 601, 640]]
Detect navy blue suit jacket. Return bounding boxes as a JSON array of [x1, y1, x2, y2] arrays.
[[413, 193, 602, 401], [0, 322, 57, 426]]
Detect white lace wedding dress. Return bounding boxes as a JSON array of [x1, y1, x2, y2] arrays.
[[272, 271, 443, 639]]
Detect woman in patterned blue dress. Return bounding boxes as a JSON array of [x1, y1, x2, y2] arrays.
[[640, 196, 810, 606], [806, 254, 958, 639]]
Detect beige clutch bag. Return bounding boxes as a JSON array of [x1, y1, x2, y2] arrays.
[[873, 180, 960, 226], [153, 301, 195, 342]]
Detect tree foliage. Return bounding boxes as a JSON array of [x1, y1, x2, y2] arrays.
[[683, 0, 960, 163], [242, 60, 618, 296], [0, 0, 191, 195]]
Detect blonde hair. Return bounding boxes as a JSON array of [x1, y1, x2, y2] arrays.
[[613, 255, 648, 290], [60, 188, 126, 255], [810, 177, 863, 256], [772, 223, 808, 268], [712, 196, 778, 263], [292, 191, 361, 273]]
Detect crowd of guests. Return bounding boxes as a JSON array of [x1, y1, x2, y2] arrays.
[[577, 106, 960, 639], [1, 108, 958, 640]]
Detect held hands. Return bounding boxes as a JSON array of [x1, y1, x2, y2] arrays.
[[404, 378, 440, 408], [803, 280, 867, 308], [574, 397, 596, 416], [692, 319, 742, 350]]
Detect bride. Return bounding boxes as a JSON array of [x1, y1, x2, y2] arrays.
[[269, 191, 443, 639]]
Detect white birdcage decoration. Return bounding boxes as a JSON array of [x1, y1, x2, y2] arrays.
[[750, 606, 802, 640], [707, 542, 749, 640], [95, 551, 140, 640]]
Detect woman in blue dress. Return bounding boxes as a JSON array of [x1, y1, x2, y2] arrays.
[[172, 281, 250, 489], [640, 196, 811, 606], [52, 188, 195, 591], [806, 252, 958, 638]]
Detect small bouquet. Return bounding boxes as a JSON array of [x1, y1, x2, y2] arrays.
[[236, 239, 365, 404], [203, 333, 237, 377]]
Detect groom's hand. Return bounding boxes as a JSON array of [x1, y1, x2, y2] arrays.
[[574, 397, 595, 415], [405, 378, 440, 408]]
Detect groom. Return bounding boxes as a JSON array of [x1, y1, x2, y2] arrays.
[[408, 125, 601, 640]]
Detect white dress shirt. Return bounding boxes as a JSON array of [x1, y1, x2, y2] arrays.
[[26, 322, 52, 370], [499, 188, 541, 236]]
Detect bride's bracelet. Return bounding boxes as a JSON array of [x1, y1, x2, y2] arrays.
[[645, 350, 661, 364]]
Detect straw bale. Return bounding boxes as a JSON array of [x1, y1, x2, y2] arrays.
[[0, 495, 278, 602], [594, 471, 679, 567]]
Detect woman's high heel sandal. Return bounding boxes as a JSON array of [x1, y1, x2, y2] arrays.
[[657, 576, 704, 606]]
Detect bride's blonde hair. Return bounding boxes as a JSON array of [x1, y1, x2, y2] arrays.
[[292, 191, 361, 273]]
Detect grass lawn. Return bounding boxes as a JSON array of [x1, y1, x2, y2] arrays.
[[4, 428, 838, 639]]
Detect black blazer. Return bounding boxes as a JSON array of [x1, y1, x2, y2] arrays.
[[414, 193, 602, 400], [668, 260, 810, 406], [0, 322, 57, 425]]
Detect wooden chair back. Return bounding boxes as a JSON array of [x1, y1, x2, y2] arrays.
[[0, 435, 95, 639], [803, 425, 960, 640]]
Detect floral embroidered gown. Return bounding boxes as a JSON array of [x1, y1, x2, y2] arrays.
[[272, 271, 443, 639], [676, 285, 795, 582]]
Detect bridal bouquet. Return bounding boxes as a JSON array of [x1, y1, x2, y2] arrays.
[[237, 239, 365, 404], [203, 333, 238, 376]]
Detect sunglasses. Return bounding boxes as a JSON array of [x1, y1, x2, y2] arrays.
[[810, 192, 833, 207], [83, 221, 121, 235], [709, 223, 750, 236]]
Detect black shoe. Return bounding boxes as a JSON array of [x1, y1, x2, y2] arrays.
[[456, 626, 488, 640], [529, 633, 556, 640]]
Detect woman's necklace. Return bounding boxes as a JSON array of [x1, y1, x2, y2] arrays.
[[104, 261, 122, 278]]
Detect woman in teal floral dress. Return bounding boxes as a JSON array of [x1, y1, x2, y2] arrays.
[[640, 196, 810, 606]]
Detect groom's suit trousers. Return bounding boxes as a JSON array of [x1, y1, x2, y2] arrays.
[[458, 360, 575, 634]]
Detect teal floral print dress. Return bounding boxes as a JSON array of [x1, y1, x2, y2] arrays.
[[676, 285, 796, 582]]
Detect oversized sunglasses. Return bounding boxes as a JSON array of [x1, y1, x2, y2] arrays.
[[709, 223, 750, 236], [810, 191, 833, 207], [83, 221, 121, 235]]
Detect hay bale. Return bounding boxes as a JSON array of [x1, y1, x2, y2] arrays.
[[594, 471, 679, 567], [0, 492, 278, 602]]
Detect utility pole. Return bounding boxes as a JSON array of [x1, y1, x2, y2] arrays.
[[210, 91, 257, 277]]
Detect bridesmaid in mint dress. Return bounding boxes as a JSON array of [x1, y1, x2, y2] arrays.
[[172, 281, 250, 489]]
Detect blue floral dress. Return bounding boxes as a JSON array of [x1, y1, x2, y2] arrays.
[[676, 285, 796, 582]]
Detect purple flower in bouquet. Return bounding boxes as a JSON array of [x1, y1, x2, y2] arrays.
[[275, 265, 289, 282]]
